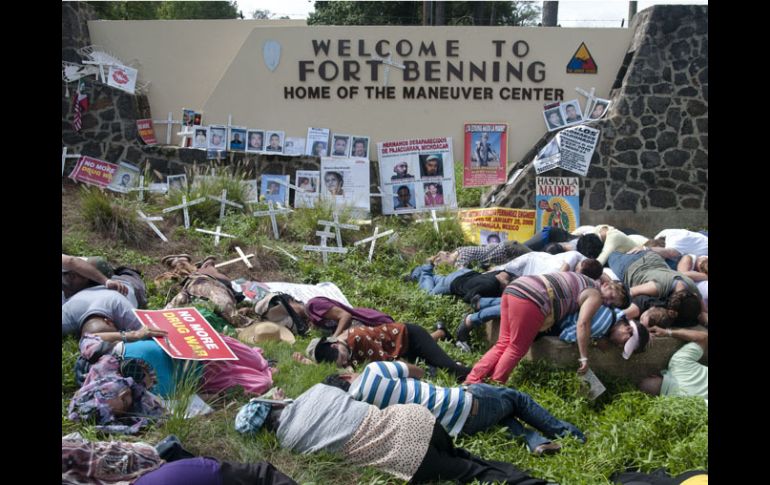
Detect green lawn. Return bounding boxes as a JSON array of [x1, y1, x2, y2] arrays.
[[61, 177, 707, 484]]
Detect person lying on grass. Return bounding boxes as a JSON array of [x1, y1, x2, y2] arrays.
[[323, 360, 586, 456], [284, 295, 395, 338], [68, 318, 275, 433], [292, 321, 471, 381], [62, 433, 298, 485], [235, 384, 550, 485]]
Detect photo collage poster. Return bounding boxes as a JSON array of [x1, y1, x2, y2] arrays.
[[377, 137, 457, 215]]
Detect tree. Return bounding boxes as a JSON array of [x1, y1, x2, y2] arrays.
[[87, 1, 241, 20], [308, 1, 540, 26], [252, 9, 291, 20]]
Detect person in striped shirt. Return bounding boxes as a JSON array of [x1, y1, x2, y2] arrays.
[[552, 306, 651, 360], [464, 272, 629, 385], [324, 361, 585, 456]]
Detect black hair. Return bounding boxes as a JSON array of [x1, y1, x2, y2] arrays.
[[578, 259, 603, 280], [667, 290, 701, 324], [544, 242, 566, 255], [576, 234, 603, 259], [315, 341, 339, 363], [325, 171, 343, 184], [397, 185, 410, 193], [264, 408, 283, 433], [636, 323, 650, 353], [323, 374, 351, 392]]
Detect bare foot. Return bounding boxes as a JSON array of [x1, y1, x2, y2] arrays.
[[292, 352, 314, 365]]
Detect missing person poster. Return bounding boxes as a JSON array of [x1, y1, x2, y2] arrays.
[[377, 137, 457, 215], [458, 207, 536, 244], [463, 123, 508, 187], [533, 126, 599, 176], [320, 158, 371, 212], [261, 174, 290, 205], [306, 127, 330, 157], [107, 162, 140, 194], [536, 177, 580, 233], [295, 170, 320, 208], [136, 119, 157, 145], [134, 308, 238, 361], [69, 156, 119, 188]]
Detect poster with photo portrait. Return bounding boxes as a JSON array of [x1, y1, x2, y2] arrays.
[[295, 170, 320, 208], [241, 179, 259, 203], [389, 158, 416, 182], [560, 99, 584, 126], [264, 131, 285, 153], [306, 127, 330, 157], [320, 158, 371, 212], [167, 174, 188, 193], [246, 130, 265, 153], [182, 108, 196, 127], [208, 125, 227, 151], [228, 127, 247, 152], [330, 134, 352, 157], [107, 162, 140, 194], [480, 230, 507, 245], [349, 136, 370, 159], [192, 126, 209, 149], [392, 183, 416, 211], [543, 107, 565, 132], [419, 153, 445, 178], [284, 137, 305, 156], [587, 98, 611, 120], [261, 174, 290, 205]]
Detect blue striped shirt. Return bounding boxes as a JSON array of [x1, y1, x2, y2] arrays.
[[556, 305, 626, 342], [348, 361, 473, 437]]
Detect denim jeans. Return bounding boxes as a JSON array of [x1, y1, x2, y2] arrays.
[[607, 251, 645, 282], [523, 227, 573, 251], [411, 264, 471, 295], [468, 297, 502, 326], [461, 384, 585, 452]]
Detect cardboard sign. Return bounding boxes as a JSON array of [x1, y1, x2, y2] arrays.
[[69, 156, 119, 187], [107, 64, 138, 94], [536, 177, 580, 233], [457, 207, 536, 244], [136, 119, 158, 145], [463, 123, 508, 187], [134, 308, 238, 361]]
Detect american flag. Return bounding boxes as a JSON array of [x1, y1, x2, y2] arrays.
[[72, 80, 89, 132]]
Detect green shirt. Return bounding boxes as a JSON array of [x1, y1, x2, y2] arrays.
[[661, 342, 708, 405], [626, 252, 699, 298]]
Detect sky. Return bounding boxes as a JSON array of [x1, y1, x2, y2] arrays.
[[234, 0, 707, 27]]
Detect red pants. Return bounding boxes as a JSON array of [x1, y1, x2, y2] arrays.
[[464, 295, 544, 384]]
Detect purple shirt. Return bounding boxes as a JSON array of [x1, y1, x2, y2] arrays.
[[133, 458, 221, 485], [305, 297, 394, 330]]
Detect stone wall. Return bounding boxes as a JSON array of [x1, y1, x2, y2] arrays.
[[61, 2, 327, 188], [484, 5, 708, 235]]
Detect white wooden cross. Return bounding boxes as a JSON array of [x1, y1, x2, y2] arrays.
[[127, 175, 146, 201], [137, 210, 168, 242], [177, 127, 194, 148], [414, 209, 449, 233], [208, 189, 244, 222], [576, 86, 597, 114], [318, 213, 360, 248], [195, 225, 236, 246], [252, 200, 293, 239], [62, 147, 82, 176], [354, 226, 395, 262], [303, 223, 348, 264], [162, 195, 206, 229], [262, 244, 299, 262], [371, 54, 406, 87], [214, 246, 254, 269], [153, 111, 183, 145]]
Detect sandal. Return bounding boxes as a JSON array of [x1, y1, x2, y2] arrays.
[[195, 256, 217, 268]]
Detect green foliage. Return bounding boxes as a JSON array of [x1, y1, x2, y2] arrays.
[[88, 1, 240, 20], [454, 161, 485, 208], [79, 186, 153, 248], [308, 1, 541, 26]]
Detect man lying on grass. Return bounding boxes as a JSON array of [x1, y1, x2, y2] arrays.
[[235, 384, 551, 485], [323, 360, 586, 456]]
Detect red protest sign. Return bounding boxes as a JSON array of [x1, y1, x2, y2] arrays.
[[137, 119, 158, 145], [134, 308, 238, 361], [69, 156, 119, 187]]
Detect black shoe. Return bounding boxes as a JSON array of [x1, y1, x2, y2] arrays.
[[470, 294, 481, 311], [455, 315, 472, 343], [434, 321, 451, 341], [156, 435, 196, 462]]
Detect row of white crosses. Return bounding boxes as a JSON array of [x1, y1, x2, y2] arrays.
[[303, 213, 360, 264]]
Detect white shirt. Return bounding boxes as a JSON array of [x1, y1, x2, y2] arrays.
[[497, 250, 586, 276], [655, 229, 708, 256]]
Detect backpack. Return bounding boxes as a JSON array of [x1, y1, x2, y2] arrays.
[[253, 292, 308, 336]]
